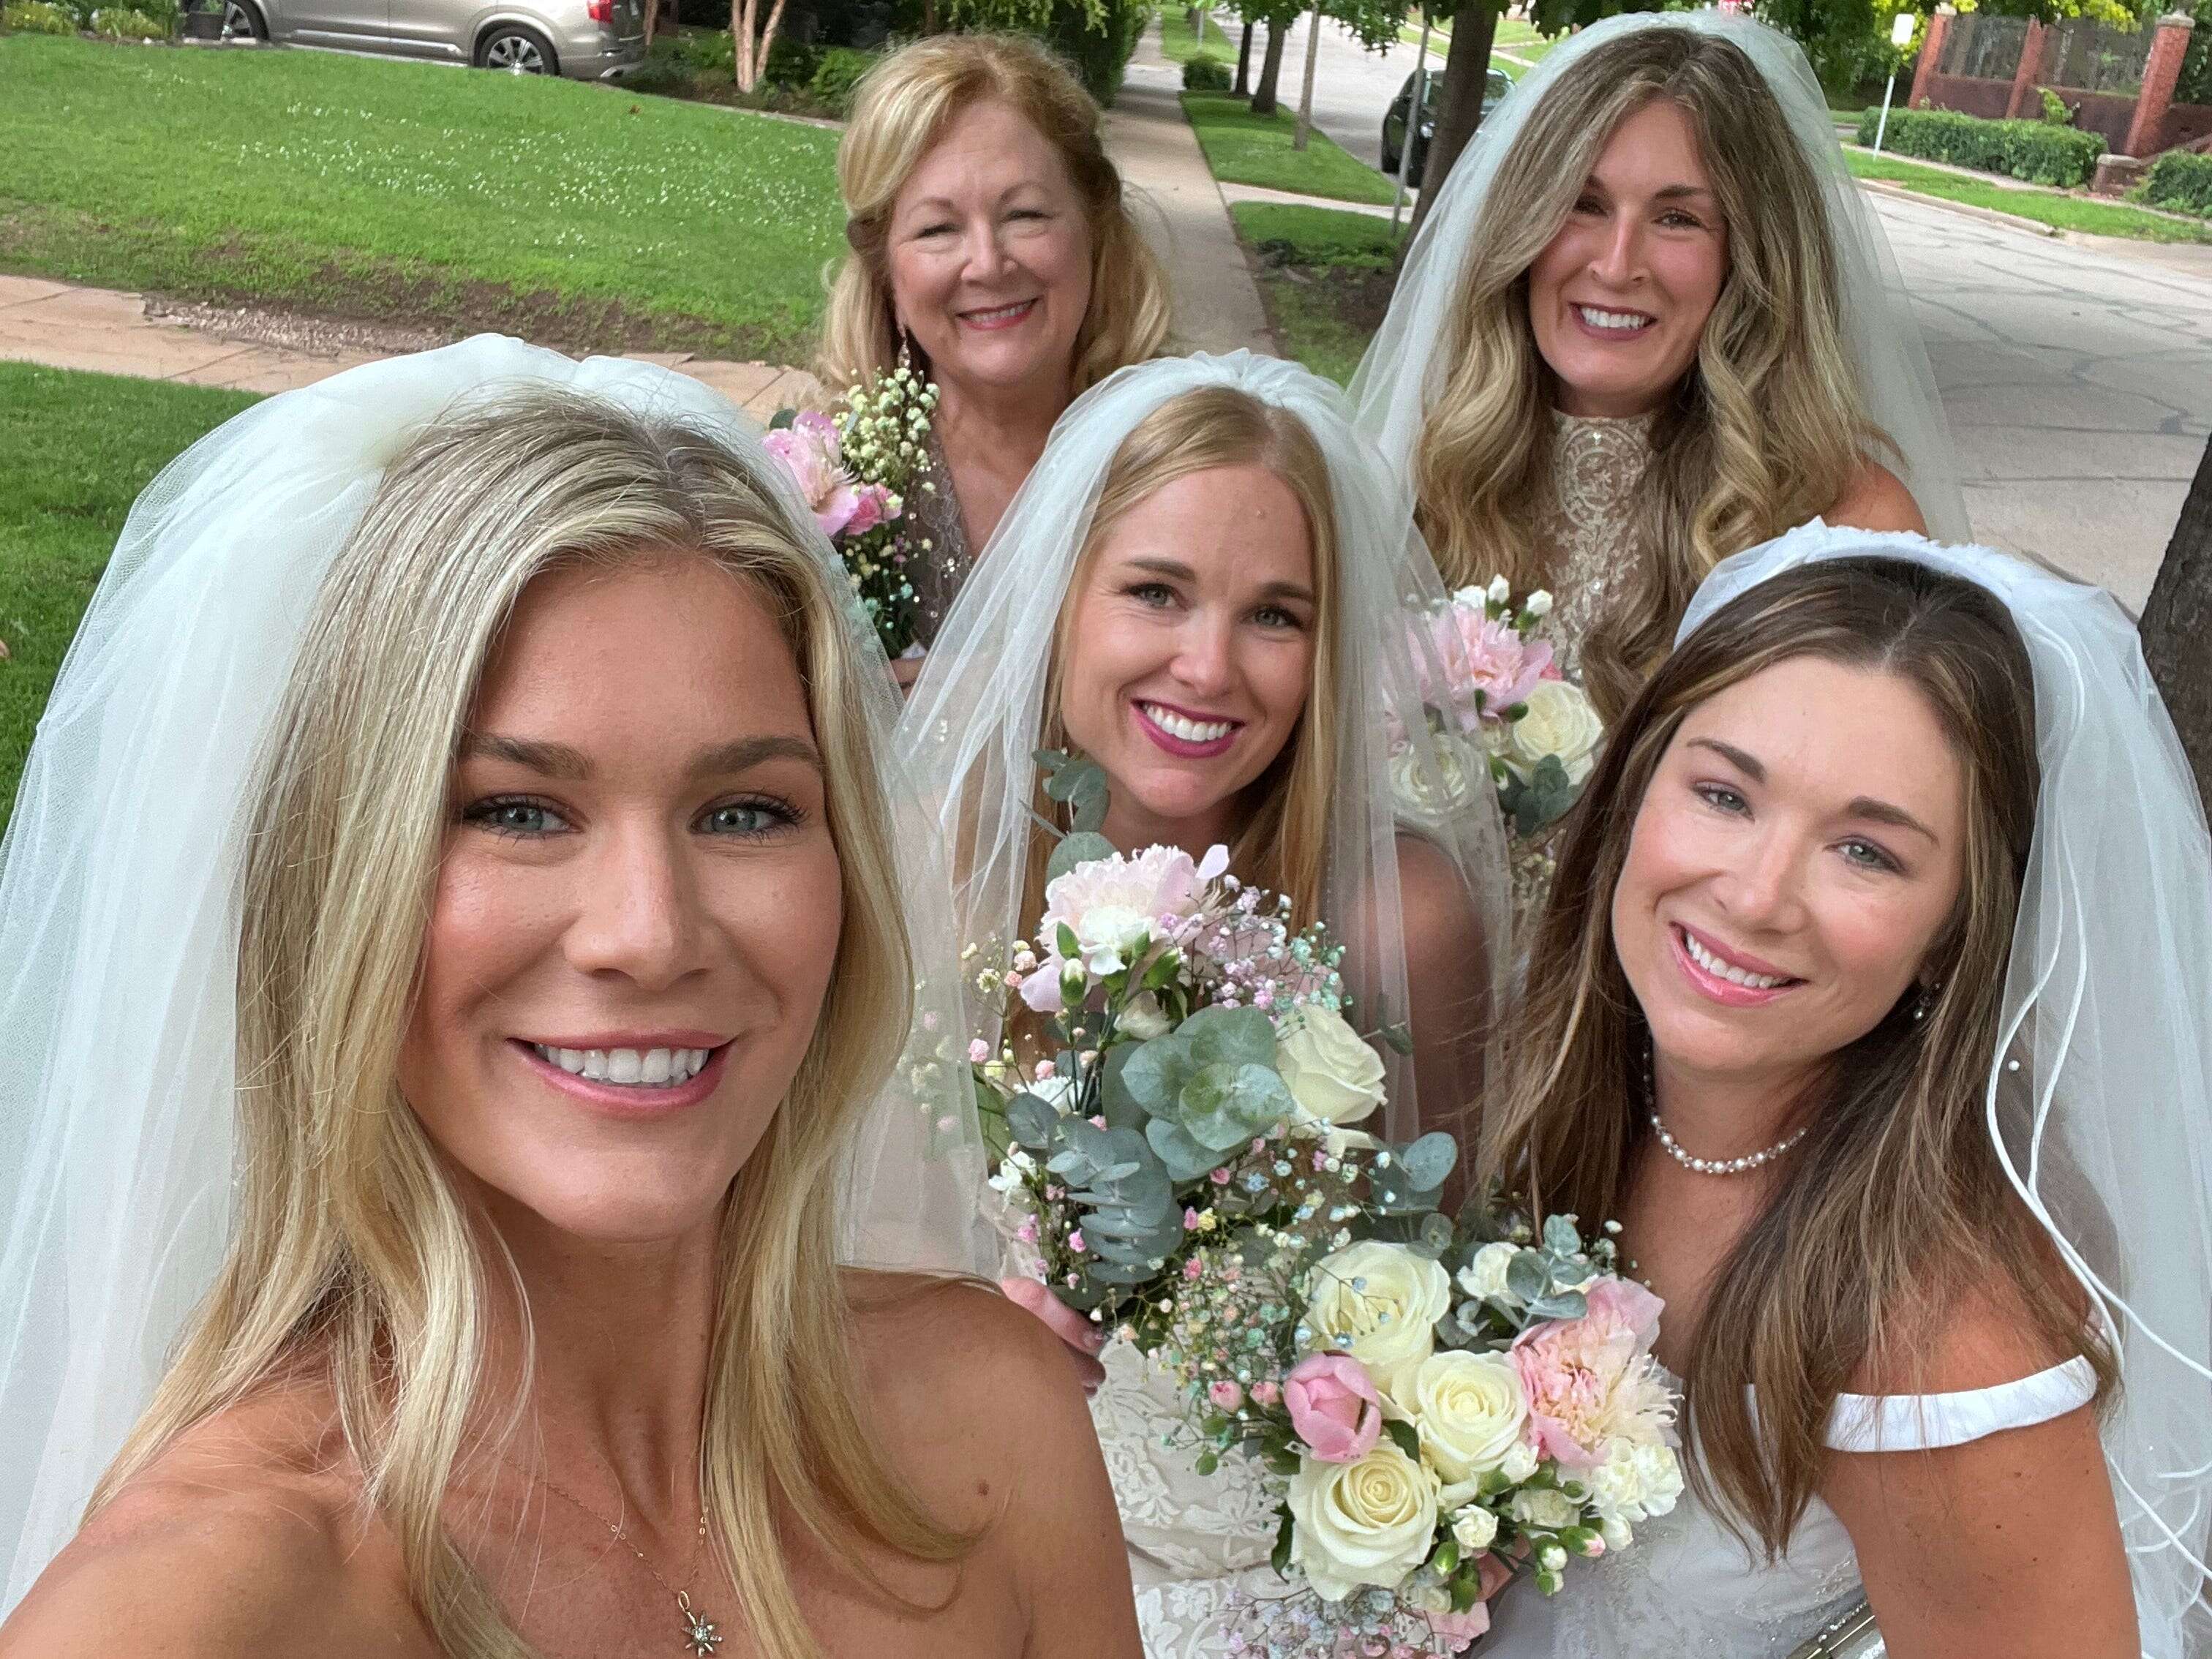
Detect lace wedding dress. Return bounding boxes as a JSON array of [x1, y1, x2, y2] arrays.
[[1484, 1356, 2098, 1658]]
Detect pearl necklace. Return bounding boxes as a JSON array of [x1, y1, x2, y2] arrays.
[[1643, 1050, 1808, 1177]]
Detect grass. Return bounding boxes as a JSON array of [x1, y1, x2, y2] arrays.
[[0, 366, 260, 821], [1159, 5, 1233, 64], [1846, 148, 2212, 244], [0, 34, 849, 361], [1231, 201, 1399, 385], [1182, 91, 1397, 206]]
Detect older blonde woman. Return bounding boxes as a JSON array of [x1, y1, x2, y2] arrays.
[[1353, 14, 1965, 727], [0, 339, 1143, 1659], [822, 34, 1172, 674]]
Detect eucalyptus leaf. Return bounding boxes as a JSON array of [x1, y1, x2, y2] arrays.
[[1505, 1249, 1550, 1303], [1004, 1092, 1057, 1151], [1098, 1045, 1146, 1129], [1086, 1260, 1154, 1286], [1524, 1290, 1590, 1322], [1122, 1031, 1197, 1120], [1398, 1132, 1459, 1192], [1046, 830, 1118, 884], [1145, 1117, 1222, 1181], [1542, 1213, 1584, 1256], [1180, 1004, 1277, 1069], [1180, 1061, 1294, 1151]]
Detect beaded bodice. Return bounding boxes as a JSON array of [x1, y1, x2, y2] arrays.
[[1530, 408, 1655, 679], [905, 434, 974, 651]]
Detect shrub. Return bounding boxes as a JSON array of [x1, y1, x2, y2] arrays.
[[670, 23, 732, 71], [808, 44, 876, 114], [90, 3, 170, 32], [1183, 53, 1230, 91], [1047, 0, 1148, 102], [2139, 150, 2212, 220], [1, 0, 77, 29], [1854, 106, 2104, 187], [763, 30, 818, 86], [2038, 86, 2072, 127]]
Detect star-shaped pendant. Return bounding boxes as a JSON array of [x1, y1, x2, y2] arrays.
[[682, 1608, 721, 1656]]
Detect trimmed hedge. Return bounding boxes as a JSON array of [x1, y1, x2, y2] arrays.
[[1047, 0, 1148, 103], [90, 4, 170, 32], [1854, 106, 2104, 188], [2140, 150, 2212, 221], [1183, 53, 1230, 90]]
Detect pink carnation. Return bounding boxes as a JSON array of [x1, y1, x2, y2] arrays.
[[1282, 1352, 1383, 1464], [1511, 1277, 1671, 1469], [1448, 609, 1554, 726], [761, 411, 870, 540], [1426, 1603, 1491, 1652]]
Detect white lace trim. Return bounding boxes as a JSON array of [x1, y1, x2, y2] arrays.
[[1822, 1355, 2098, 1454]]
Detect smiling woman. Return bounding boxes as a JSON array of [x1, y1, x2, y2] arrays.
[[0, 338, 1142, 1659]]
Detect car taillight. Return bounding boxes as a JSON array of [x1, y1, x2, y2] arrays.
[[586, 0, 611, 20]]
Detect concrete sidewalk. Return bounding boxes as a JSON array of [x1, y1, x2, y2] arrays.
[[1105, 33, 1274, 356], [0, 274, 822, 415]]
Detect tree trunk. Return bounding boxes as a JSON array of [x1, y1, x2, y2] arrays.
[[2141, 434, 2212, 815], [1235, 18, 1254, 94], [1252, 16, 1288, 115], [1406, 2, 1500, 244], [1293, 0, 1323, 149]]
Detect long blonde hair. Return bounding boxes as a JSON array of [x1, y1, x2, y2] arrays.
[[1414, 26, 1890, 721], [1017, 384, 1343, 951], [90, 390, 968, 1658], [818, 33, 1170, 396], [1479, 557, 2113, 1556]]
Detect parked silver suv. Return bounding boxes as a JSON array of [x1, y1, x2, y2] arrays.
[[214, 0, 644, 80]]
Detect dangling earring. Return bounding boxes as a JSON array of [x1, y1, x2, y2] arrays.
[[895, 324, 915, 375], [1911, 980, 1944, 1023]]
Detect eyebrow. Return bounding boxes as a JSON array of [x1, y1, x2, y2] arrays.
[[1584, 180, 1718, 206], [1124, 555, 1317, 608], [1686, 737, 1938, 843], [903, 184, 1046, 217], [459, 732, 822, 779]]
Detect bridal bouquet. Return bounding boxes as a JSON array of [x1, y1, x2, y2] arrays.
[[1393, 577, 1604, 840], [765, 362, 941, 657], [979, 762, 1681, 1653]]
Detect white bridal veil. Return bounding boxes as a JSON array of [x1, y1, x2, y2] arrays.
[[0, 335, 989, 1610], [896, 350, 1511, 1146], [1684, 524, 2212, 1659], [1350, 10, 1969, 543]]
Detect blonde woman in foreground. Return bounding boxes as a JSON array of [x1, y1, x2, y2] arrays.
[[0, 338, 1142, 1659], [822, 34, 1170, 677], [1353, 14, 1963, 727]]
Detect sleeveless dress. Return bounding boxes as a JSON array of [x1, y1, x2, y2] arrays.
[[1484, 1357, 2099, 1658]]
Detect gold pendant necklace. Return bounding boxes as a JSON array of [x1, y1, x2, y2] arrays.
[[524, 1467, 723, 1656]]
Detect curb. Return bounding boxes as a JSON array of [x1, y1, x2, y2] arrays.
[[1856, 178, 2061, 239]]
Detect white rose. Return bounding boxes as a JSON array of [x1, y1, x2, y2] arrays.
[[1410, 1350, 1530, 1495], [1118, 992, 1173, 1040], [1508, 1487, 1583, 1532], [1456, 1241, 1519, 1303], [1389, 730, 1481, 827], [1506, 678, 1604, 787], [1498, 1437, 1540, 1484], [1287, 1440, 1441, 1600], [1451, 1504, 1499, 1553], [1276, 1005, 1388, 1135], [1304, 1241, 1453, 1403]]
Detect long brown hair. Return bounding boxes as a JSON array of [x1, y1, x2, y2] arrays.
[[1479, 556, 2113, 1554], [819, 33, 1170, 395], [1414, 26, 1892, 722]]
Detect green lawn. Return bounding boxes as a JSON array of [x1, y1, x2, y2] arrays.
[[0, 366, 260, 822], [1845, 148, 2212, 245], [1159, 6, 1233, 63], [1232, 201, 1398, 385], [0, 34, 848, 361], [1182, 91, 1397, 207]]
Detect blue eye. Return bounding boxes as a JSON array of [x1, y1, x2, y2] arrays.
[[1692, 782, 1748, 815], [1126, 582, 1176, 608], [698, 797, 802, 838], [463, 796, 568, 838], [1254, 604, 1304, 631], [1839, 838, 1901, 874]]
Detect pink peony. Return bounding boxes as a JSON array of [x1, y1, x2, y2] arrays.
[[1020, 843, 1231, 1005], [1283, 1352, 1384, 1464], [762, 412, 869, 539], [1448, 609, 1554, 726], [1511, 1277, 1671, 1469]]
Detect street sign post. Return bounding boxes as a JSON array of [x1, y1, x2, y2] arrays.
[[1873, 10, 1917, 154]]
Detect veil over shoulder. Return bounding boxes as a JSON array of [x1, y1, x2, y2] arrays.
[[895, 349, 1510, 1146], [1350, 10, 1968, 543], [1683, 524, 2212, 1659], [0, 336, 990, 1611]]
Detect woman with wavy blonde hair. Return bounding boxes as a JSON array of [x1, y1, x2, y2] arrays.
[[821, 34, 1172, 674], [0, 339, 1141, 1659], [1351, 15, 1964, 730], [900, 353, 1508, 1656]]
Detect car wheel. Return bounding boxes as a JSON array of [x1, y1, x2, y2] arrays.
[[478, 23, 556, 73], [220, 0, 266, 37]]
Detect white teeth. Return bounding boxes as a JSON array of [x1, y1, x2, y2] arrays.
[[965, 301, 1033, 323], [1577, 304, 1652, 331], [1140, 702, 1235, 744], [531, 1045, 712, 1088], [1682, 930, 1789, 990]]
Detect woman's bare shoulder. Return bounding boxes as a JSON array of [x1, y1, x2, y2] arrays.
[[0, 1385, 424, 1659], [1829, 459, 1928, 536]]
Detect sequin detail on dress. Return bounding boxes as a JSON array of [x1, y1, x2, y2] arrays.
[[905, 434, 973, 650]]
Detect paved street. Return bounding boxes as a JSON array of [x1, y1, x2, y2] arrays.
[[1246, 11, 1431, 200]]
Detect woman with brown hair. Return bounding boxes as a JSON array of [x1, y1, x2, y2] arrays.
[[1352, 15, 1963, 728], [821, 34, 1172, 676], [1475, 524, 2211, 1658]]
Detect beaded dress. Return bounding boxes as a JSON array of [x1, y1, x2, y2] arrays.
[[904, 437, 974, 651]]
